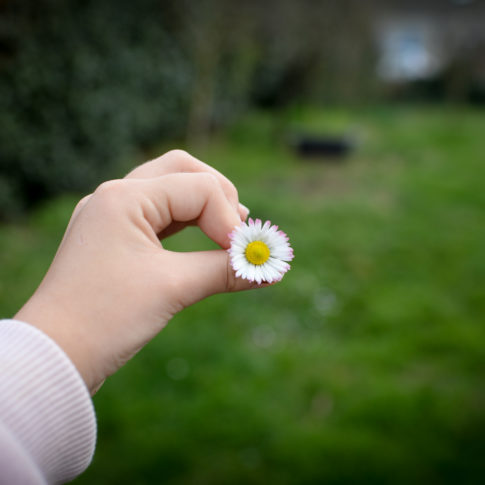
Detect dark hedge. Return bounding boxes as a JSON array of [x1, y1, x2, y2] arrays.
[[0, 0, 191, 217]]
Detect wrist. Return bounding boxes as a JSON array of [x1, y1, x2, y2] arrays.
[[15, 294, 100, 395]]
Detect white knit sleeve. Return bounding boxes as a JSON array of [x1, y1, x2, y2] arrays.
[[0, 319, 96, 485]]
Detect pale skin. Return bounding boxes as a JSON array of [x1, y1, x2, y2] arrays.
[[15, 150, 266, 395]]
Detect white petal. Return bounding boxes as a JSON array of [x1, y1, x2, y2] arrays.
[[263, 262, 282, 282], [270, 247, 293, 261], [254, 267, 263, 284], [267, 257, 289, 273], [260, 264, 274, 283]]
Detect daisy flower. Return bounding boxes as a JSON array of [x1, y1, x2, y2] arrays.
[[228, 218, 294, 284]]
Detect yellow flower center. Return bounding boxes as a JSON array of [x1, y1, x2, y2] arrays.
[[245, 240, 270, 265]]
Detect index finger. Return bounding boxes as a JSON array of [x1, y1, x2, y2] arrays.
[[127, 172, 241, 249], [125, 150, 241, 213]]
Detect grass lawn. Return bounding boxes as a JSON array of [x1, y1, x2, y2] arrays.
[[1, 105, 484, 484]]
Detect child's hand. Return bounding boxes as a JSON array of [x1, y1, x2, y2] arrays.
[[15, 150, 258, 394]]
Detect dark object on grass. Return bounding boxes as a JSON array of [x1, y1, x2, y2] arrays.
[[294, 135, 353, 160]]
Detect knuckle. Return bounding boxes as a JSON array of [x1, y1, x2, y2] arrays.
[[74, 194, 91, 212], [166, 149, 201, 172], [68, 194, 92, 226], [95, 179, 127, 196], [94, 179, 132, 209], [199, 171, 219, 185], [167, 149, 191, 161]]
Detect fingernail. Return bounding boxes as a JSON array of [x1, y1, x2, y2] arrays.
[[239, 203, 250, 220]]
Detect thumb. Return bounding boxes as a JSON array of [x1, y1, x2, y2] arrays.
[[167, 250, 267, 308]]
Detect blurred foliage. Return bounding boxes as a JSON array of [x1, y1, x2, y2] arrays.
[[0, 0, 376, 217], [0, 0, 189, 216], [1, 106, 484, 483]]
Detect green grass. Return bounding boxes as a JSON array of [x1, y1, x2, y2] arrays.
[[1, 105, 485, 484]]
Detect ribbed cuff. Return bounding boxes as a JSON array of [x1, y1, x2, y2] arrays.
[[0, 319, 96, 484]]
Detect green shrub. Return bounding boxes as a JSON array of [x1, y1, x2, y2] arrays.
[[0, 0, 190, 217]]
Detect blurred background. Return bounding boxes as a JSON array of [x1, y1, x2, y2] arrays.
[[1, 0, 485, 483]]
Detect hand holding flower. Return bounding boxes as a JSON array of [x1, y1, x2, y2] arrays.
[[15, 150, 265, 394]]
